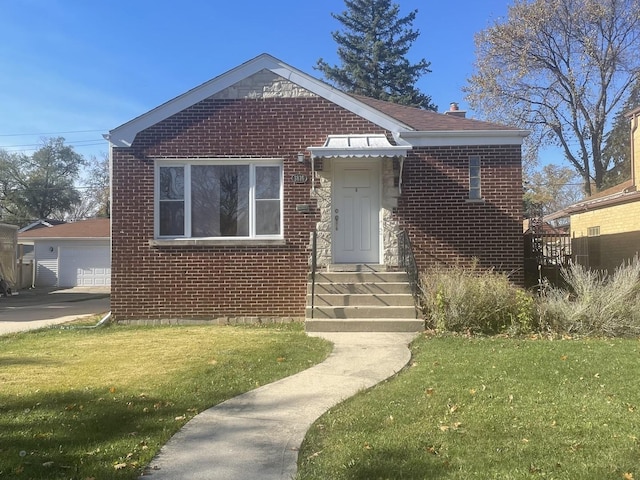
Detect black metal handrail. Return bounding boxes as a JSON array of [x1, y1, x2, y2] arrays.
[[398, 230, 419, 300], [310, 229, 317, 318]]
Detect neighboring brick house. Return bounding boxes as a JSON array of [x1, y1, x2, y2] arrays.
[[105, 54, 527, 322], [546, 106, 640, 272]]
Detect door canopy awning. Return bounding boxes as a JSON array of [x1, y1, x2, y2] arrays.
[[308, 134, 410, 158]]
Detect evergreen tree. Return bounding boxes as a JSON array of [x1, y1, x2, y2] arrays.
[[601, 77, 640, 189], [316, 0, 436, 110]]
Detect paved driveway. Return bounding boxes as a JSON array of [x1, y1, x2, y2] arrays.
[[0, 287, 110, 335]]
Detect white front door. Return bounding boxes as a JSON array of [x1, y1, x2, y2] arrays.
[[332, 160, 380, 264]]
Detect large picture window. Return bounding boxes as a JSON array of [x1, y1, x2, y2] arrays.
[[156, 160, 283, 239]]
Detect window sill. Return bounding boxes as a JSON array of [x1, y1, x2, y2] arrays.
[[465, 198, 486, 204], [149, 238, 287, 247]]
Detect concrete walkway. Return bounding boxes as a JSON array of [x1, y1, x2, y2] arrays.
[[141, 332, 419, 480]]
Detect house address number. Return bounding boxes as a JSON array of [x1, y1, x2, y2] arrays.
[[291, 174, 308, 184]]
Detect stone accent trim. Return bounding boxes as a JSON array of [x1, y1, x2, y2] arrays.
[[211, 70, 317, 100]]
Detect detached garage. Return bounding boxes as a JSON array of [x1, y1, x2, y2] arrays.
[[18, 218, 110, 288]]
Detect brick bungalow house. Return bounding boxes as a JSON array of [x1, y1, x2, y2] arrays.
[[105, 53, 527, 327], [545, 106, 640, 272]]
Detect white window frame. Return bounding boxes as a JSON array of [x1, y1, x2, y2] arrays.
[[154, 158, 284, 241]]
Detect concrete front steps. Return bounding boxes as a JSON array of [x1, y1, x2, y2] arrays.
[[305, 265, 424, 332]]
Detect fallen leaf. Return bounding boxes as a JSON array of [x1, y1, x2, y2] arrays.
[[439, 425, 450, 432], [623, 473, 634, 480], [114, 463, 127, 470], [426, 388, 434, 396], [307, 450, 323, 460], [561, 355, 568, 361], [42, 461, 54, 468], [109, 387, 117, 394]]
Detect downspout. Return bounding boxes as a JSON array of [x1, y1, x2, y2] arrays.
[[60, 311, 112, 330], [631, 112, 638, 189]]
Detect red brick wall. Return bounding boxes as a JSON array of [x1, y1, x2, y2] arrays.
[[111, 97, 384, 321], [398, 145, 524, 284], [112, 96, 524, 321]]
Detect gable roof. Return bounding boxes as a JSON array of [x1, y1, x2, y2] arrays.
[[106, 53, 528, 149], [18, 218, 110, 240], [18, 219, 66, 233]]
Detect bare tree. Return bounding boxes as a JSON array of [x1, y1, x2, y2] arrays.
[[65, 153, 110, 221], [465, 0, 640, 195], [524, 164, 583, 217]]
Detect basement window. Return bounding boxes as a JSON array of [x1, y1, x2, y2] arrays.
[[155, 159, 283, 240]]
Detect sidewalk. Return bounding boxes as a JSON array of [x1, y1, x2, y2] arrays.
[[141, 332, 418, 480]]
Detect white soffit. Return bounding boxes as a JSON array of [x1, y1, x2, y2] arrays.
[[399, 130, 529, 146], [309, 134, 410, 158]]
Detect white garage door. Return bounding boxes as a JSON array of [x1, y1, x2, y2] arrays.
[[59, 246, 111, 287]]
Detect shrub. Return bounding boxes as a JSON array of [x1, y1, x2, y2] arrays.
[[538, 259, 640, 337], [419, 263, 535, 335]]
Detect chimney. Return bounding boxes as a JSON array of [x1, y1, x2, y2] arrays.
[[445, 102, 466, 118]]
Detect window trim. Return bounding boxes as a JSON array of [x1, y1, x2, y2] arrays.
[[154, 158, 284, 241]]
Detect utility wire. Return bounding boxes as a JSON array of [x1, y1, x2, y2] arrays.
[[0, 129, 105, 137]]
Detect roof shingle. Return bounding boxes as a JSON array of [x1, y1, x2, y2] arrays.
[[349, 94, 519, 132], [18, 218, 110, 239]]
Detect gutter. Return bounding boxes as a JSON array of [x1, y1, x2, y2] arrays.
[[544, 189, 640, 222], [631, 110, 639, 188]]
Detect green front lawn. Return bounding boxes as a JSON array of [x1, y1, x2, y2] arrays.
[[297, 334, 640, 479], [0, 323, 331, 479]]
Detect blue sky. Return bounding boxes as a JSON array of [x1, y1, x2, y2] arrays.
[[0, 0, 512, 161]]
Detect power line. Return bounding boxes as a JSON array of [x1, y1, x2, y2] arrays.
[[1, 140, 105, 149], [0, 139, 107, 150], [0, 140, 108, 155], [0, 129, 106, 137]]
